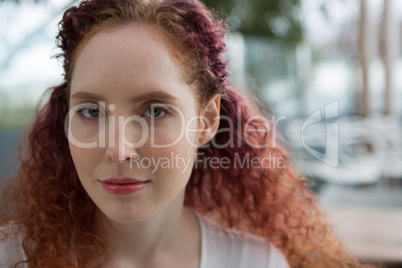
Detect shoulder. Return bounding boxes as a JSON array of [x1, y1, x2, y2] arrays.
[[195, 212, 290, 268], [0, 222, 27, 267]]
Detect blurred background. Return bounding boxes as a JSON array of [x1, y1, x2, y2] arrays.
[[1, 0, 402, 266]]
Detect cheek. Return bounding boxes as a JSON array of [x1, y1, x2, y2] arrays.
[[186, 119, 202, 146], [68, 112, 102, 144], [150, 142, 196, 197], [69, 144, 99, 179], [148, 115, 197, 147], [150, 130, 181, 147], [142, 132, 197, 180]]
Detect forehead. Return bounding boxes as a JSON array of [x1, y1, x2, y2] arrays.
[[70, 24, 189, 97]]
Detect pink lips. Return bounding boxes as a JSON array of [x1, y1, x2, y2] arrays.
[[100, 178, 149, 195]]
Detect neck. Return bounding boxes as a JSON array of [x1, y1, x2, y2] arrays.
[[95, 192, 200, 266]]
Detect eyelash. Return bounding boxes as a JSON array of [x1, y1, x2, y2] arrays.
[[74, 104, 169, 121], [143, 105, 169, 119], [75, 105, 104, 121]]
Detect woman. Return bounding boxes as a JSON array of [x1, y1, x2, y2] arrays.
[[0, 0, 360, 267]]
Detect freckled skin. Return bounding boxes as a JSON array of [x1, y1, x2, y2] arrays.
[[68, 24, 201, 224]]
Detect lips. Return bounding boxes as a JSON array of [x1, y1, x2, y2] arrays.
[[100, 178, 149, 195]]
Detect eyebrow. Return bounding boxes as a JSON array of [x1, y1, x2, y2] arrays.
[[70, 90, 179, 103]]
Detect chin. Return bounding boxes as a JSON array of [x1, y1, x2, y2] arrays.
[[96, 203, 157, 225]]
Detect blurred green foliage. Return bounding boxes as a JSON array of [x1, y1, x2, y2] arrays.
[[0, 103, 34, 129], [1, 0, 304, 46], [0, 0, 305, 130], [203, 0, 303, 46]]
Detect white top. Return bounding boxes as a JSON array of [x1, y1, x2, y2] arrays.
[[0, 214, 289, 268], [194, 211, 290, 268], [0, 224, 28, 268]]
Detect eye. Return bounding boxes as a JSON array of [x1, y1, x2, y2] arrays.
[[144, 106, 168, 118], [75, 104, 104, 120]]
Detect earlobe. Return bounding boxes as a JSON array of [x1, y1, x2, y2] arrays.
[[198, 94, 221, 146]]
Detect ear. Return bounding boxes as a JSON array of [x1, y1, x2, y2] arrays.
[[197, 93, 220, 146]]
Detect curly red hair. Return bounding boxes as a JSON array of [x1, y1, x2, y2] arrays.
[[0, 0, 361, 267]]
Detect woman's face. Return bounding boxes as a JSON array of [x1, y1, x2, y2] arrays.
[[68, 24, 207, 223]]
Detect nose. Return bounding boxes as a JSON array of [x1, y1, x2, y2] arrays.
[[105, 120, 139, 163]]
